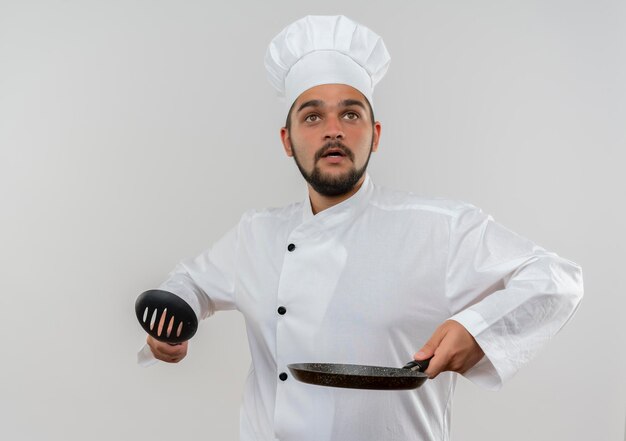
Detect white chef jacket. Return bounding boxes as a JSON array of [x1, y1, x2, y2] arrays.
[[155, 173, 583, 441]]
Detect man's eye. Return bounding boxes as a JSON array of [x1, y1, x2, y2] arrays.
[[304, 114, 320, 122], [343, 112, 359, 120]]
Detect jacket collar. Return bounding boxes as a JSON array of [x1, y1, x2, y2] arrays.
[[298, 172, 374, 233]]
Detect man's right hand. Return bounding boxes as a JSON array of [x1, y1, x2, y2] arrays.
[[146, 335, 189, 363]]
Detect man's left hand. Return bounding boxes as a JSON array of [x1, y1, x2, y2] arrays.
[[413, 320, 485, 379]]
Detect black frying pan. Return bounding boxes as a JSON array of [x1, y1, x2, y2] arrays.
[[288, 357, 432, 390]]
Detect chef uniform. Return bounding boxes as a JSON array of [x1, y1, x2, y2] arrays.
[[139, 15, 584, 441]]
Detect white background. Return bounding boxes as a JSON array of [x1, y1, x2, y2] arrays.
[[1, 1, 624, 440]]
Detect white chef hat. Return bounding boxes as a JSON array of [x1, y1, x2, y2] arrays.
[[264, 15, 391, 113]]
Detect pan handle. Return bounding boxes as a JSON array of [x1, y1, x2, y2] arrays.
[[403, 357, 432, 373]]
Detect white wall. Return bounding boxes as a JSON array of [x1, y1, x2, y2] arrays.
[[1, 0, 624, 440]]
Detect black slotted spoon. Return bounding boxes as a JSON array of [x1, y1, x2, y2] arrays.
[[135, 289, 198, 344]]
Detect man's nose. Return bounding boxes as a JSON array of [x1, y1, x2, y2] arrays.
[[324, 117, 345, 140]]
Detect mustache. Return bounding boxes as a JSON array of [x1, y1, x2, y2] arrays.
[[315, 141, 354, 161]]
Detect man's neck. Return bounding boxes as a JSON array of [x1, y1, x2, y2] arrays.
[[308, 176, 366, 215]]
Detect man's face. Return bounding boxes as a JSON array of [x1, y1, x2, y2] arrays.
[[280, 84, 382, 197]]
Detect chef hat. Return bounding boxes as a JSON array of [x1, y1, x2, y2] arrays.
[[264, 15, 391, 113]]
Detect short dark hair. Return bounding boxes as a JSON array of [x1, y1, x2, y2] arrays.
[[284, 96, 376, 131]]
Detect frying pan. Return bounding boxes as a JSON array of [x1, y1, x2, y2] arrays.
[[288, 357, 432, 390], [135, 289, 198, 344]]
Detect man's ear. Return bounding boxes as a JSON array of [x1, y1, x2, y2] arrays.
[[280, 127, 293, 157], [371, 121, 382, 153]]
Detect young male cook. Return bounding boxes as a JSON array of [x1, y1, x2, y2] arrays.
[[140, 15, 583, 441]]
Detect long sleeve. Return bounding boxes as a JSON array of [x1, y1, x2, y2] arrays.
[[137, 217, 243, 367], [446, 204, 584, 390]]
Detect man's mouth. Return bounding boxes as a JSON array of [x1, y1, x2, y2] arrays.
[[321, 148, 347, 158]]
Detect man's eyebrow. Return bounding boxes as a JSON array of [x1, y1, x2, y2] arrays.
[[339, 99, 367, 111], [297, 100, 324, 113]]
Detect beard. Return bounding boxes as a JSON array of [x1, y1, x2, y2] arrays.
[[291, 138, 374, 197]]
